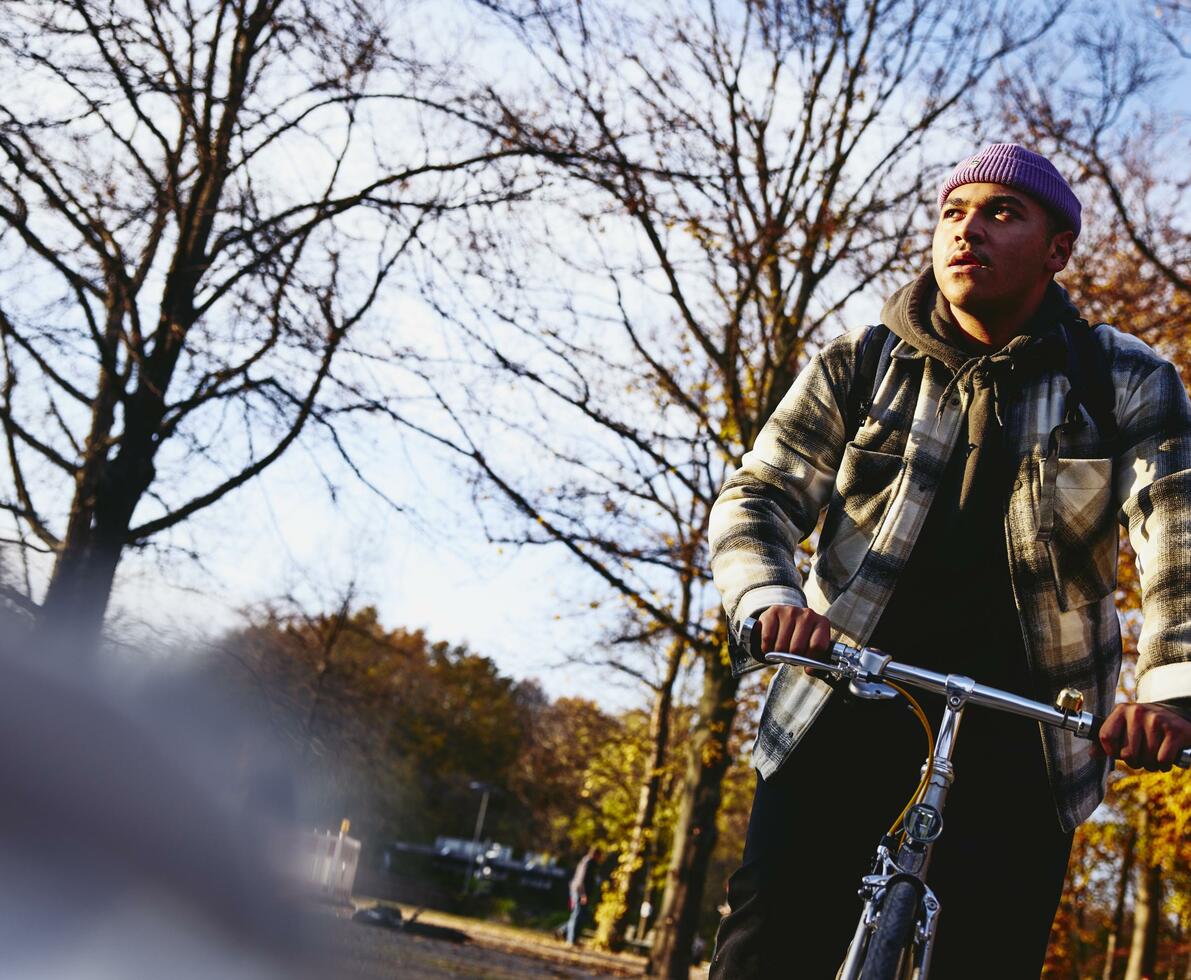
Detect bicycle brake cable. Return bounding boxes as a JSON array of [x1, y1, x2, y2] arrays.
[[885, 681, 935, 839]]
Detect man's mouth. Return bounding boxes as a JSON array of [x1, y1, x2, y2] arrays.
[[948, 251, 988, 269]]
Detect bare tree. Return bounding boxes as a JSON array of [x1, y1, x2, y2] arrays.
[[1000, 3, 1191, 331], [392, 0, 1069, 971], [595, 608, 688, 949], [1102, 828, 1137, 980], [1152, 1, 1191, 58], [1123, 797, 1164, 980], [0, 0, 528, 642]]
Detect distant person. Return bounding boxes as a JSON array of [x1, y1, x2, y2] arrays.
[[564, 846, 604, 946]]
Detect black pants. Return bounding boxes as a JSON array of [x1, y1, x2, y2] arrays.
[[709, 689, 1073, 979]]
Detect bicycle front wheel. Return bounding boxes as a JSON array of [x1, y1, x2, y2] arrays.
[[859, 879, 920, 980]]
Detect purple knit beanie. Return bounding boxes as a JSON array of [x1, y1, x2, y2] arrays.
[[938, 143, 1081, 237]]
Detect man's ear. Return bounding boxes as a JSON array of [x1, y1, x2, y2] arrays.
[[1046, 229, 1075, 273]]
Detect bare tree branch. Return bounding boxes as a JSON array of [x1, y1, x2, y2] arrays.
[[0, 0, 528, 639]]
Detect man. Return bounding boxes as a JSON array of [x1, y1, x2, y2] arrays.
[[707, 144, 1191, 977], [565, 846, 603, 946]]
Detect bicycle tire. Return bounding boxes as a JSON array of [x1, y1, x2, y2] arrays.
[[858, 879, 920, 980]]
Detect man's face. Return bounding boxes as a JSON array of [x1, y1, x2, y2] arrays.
[[931, 181, 1073, 318]]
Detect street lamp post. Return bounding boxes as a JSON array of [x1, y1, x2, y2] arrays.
[[461, 781, 493, 896]]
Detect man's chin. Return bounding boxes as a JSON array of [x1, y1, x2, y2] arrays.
[[936, 281, 981, 311]]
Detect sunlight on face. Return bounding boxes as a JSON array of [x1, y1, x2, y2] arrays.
[[931, 182, 1072, 319]]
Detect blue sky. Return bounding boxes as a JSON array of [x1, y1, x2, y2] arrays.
[[10, 0, 1191, 715]]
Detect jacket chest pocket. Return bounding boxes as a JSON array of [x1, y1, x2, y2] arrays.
[[1037, 456, 1118, 610], [815, 444, 905, 592]]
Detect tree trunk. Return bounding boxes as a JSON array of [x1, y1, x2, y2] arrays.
[[598, 629, 687, 949], [39, 535, 124, 648], [37, 448, 155, 649], [1103, 828, 1137, 980], [1167, 924, 1183, 980], [1124, 803, 1162, 980], [28, 4, 273, 652], [300, 598, 355, 758], [647, 641, 738, 978], [1066, 833, 1089, 978], [1122, 861, 1162, 980]]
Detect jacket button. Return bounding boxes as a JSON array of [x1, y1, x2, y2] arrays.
[[1013, 479, 1022, 490]]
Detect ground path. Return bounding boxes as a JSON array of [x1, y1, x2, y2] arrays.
[[313, 899, 711, 979]]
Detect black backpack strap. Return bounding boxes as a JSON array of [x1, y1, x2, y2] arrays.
[[1060, 318, 1119, 449], [845, 324, 895, 442]]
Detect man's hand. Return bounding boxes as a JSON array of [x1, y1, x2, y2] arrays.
[[1098, 702, 1191, 771], [757, 605, 833, 674]]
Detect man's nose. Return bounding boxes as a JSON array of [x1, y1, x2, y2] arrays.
[[953, 212, 986, 243]]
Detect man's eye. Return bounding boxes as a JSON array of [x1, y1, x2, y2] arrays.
[[942, 208, 961, 219]]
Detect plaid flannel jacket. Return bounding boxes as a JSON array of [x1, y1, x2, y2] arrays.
[[709, 320, 1191, 830]]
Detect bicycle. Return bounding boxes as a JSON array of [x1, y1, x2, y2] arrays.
[[738, 616, 1191, 980]]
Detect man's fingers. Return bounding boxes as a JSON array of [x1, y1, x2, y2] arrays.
[[1138, 710, 1169, 769], [759, 615, 776, 656], [1156, 727, 1183, 768], [789, 612, 815, 657], [758, 606, 831, 659], [790, 615, 821, 676], [754, 606, 836, 675], [1140, 712, 1164, 771], [794, 612, 833, 674], [1155, 728, 1179, 770], [1150, 713, 1189, 770], [758, 607, 791, 655], [1122, 710, 1146, 767], [1098, 703, 1191, 770], [774, 614, 797, 656], [1119, 706, 1161, 769], [1099, 709, 1125, 759], [808, 617, 832, 656]]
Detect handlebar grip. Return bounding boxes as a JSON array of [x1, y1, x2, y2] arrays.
[[739, 616, 764, 663]]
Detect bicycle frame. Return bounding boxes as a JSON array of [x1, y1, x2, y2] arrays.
[[739, 618, 1191, 979]]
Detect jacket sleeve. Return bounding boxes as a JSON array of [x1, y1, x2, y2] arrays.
[[1115, 350, 1191, 705], [709, 333, 859, 674]]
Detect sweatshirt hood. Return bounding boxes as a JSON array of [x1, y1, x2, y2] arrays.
[[879, 268, 1076, 372], [877, 268, 1076, 523], [880, 269, 966, 372]]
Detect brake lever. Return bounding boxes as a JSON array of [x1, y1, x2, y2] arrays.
[[745, 622, 899, 700]]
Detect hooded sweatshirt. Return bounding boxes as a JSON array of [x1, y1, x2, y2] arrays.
[[879, 269, 1070, 537], [868, 270, 1071, 696]]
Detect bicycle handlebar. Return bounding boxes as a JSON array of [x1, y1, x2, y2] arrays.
[[739, 617, 1191, 770]]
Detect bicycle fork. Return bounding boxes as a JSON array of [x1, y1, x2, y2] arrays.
[[837, 675, 975, 980]]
